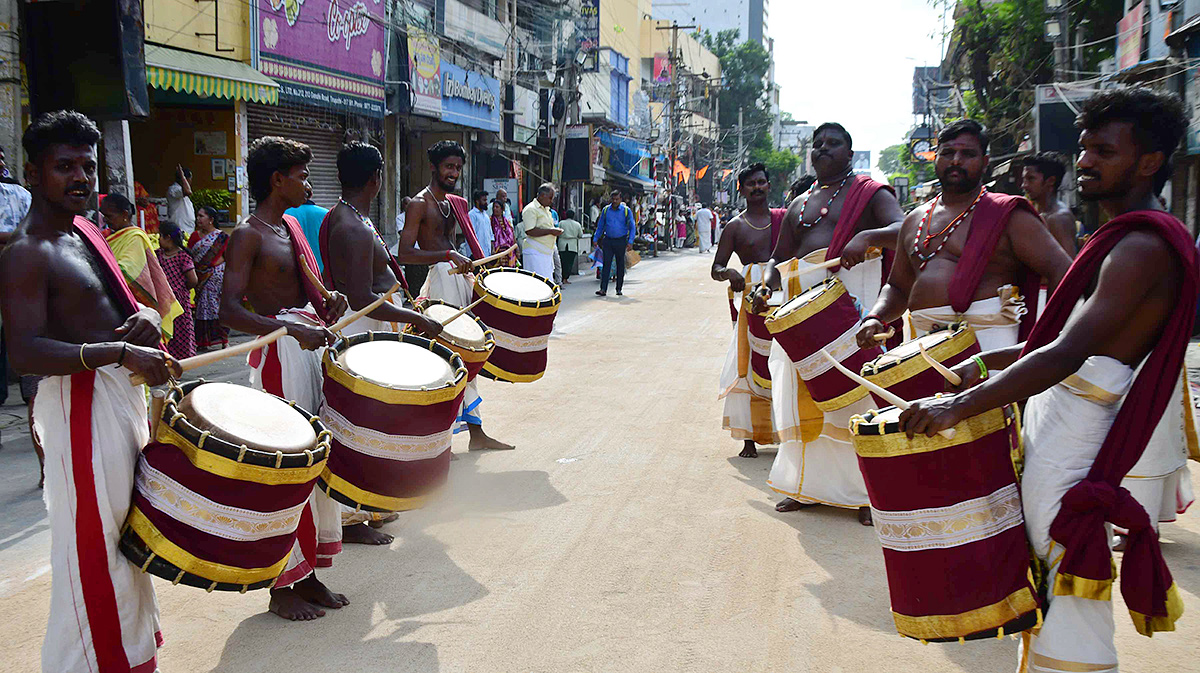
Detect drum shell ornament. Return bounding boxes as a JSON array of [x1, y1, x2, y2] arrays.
[[860, 325, 981, 406], [471, 267, 561, 383], [409, 298, 495, 382]]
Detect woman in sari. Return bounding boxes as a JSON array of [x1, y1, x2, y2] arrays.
[[190, 206, 229, 350], [491, 199, 518, 266], [101, 193, 182, 340], [155, 222, 197, 360]]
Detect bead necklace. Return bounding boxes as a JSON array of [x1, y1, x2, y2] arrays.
[[912, 188, 986, 270], [798, 174, 850, 228], [340, 198, 390, 249]]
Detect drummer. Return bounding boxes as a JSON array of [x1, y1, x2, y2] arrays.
[[220, 136, 351, 621], [0, 110, 179, 672], [711, 163, 786, 459], [319, 141, 444, 545], [396, 140, 514, 451], [855, 120, 1071, 352], [750, 122, 906, 523], [899, 88, 1193, 673]]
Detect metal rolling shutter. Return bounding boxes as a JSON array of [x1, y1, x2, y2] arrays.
[[247, 105, 344, 212]]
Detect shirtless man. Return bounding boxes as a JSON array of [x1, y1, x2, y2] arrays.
[[750, 123, 906, 522], [0, 110, 178, 672], [320, 141, 442, 546], [220, 136, 350, 621], [1022, 152, 1078, 256], [856, 120, 1071, 352], [712, 163, 785, 458], [899, 87, 1193, 673], [397, 140, 513, 451]]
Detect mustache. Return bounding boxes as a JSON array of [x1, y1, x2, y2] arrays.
[[66, 183, 91, 194]]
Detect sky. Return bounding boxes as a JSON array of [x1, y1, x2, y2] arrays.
[[769, 0, 949, 176]]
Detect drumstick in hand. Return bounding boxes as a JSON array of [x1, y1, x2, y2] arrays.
[[777, 249, 883, 274], [129, 326, 289, 386], [328, 283, 402, 334], [298, 259, 335, 301], [449, 245, 519, 275], [918, 341, 963, 386], [439, 296, 487, 326], [818, 349, 956, 439], [872, 327, 895, 342]]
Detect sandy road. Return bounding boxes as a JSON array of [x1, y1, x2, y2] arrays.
[[1, 251, 1199, 672]]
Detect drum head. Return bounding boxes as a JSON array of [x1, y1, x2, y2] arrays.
[[178, 383, 316, 453], [777, 280, 831, 316], [339, 340, 454, 390], [423, 303, 487, 348], [483, 271, 554, 302]]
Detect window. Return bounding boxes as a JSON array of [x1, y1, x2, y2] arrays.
[[609, 50, 630, 127]]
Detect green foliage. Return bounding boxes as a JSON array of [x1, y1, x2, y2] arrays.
[[759, 149, 800, 204], [699, 28, 775, 170], [192, 188, 233, 211], [881, 143, 935, 205]]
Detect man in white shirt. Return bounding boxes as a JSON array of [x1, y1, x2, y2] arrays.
[[520, 183, 562, 279], [165, 165, 195, 237], [469, 189, 493, 256], [696, 203, 714, 253]]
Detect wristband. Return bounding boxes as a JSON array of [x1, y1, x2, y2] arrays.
[[972, 355, 988, 381], [117, 343, 128, 366], [863, 314, 885, 325], [79, 343, 95, 371], [445, 250, 452, 261]]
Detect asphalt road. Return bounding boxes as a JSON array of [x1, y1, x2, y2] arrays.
[[1, 251, 1198, 672]]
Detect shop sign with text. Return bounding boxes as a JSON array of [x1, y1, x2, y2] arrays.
[[441, 62, 500, 132]]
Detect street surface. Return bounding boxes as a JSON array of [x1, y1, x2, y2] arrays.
[[1, 251, 1198, 672]]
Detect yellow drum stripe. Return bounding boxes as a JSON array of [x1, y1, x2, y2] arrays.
[[126, 508, 289, 584], [482, 361, 545, 383], [320, 470, 436, 511], [157, 424, 326, 485], [850, 407, 1009, 458], [322, 350, 467, 405], [765, 278, 847, 334]]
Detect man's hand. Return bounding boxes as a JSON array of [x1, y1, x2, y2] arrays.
[[749, 286, 773, 314], [626, 243, 633, 252], [124, 345, 182, 386], [840, 232, 873, 268], [727, 271, 746, 293], [855, 317, 888, 349], [288, 323, 337, 351], [115, 308, 163, 347], [448, 250, 473, 275], [947, 359, 984, 392], [323, 291, 350, 322], [897, 394, 967, 439], [416, 315, 443, 339]]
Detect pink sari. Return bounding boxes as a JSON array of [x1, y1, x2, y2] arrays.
[[492, 213, 518, 265]]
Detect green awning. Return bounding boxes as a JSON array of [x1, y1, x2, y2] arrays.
[[145, 44, 278, 104]]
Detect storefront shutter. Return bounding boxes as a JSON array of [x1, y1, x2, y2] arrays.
[[247, 104, 346, 213]]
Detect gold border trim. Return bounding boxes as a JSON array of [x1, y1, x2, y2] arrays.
[[1129, 582, 1184, 636], [850, 407, 1008, 458], [320, 469, 437, 512], [751, 370, 773, 391], [1061, 375, 1123, 405], [474, 268, 562, 317], [157, 424, 326, 485], [126, 507, 289, 584], [323, 348, 467, 405], [892, 587, 1038, 640], [482, 361, 544, 383], [861, 327, 977, 386], [411, 299, 496, 356], [813, 384, 869, 412], [764, 278, 847, 334], [1053, 567, 1114, 601], [1030, 653, 1116, 672]]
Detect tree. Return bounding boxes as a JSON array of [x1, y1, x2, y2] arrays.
[[699, 29, 774, 171], [881, 142, 935, 206], [879, 144, 904, 176], [762, 149, 800, 204]]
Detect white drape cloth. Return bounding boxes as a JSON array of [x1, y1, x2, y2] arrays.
[[35, 365, 161, 673], [718, 263, 777, 445], [907, 287, 1026, 352], [522, 247, 554, 280], [1121, 371, 1194, 528], [422, 262, 482, 428]]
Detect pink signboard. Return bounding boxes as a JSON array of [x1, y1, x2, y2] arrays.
[[1116, 2, 1144, 72], [256, 0, 386, 117]]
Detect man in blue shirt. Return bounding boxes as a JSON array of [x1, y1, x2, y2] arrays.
[[593, 189, 636, 296], [284, 185, 329, 271]]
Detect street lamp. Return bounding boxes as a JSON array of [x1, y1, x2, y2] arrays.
[[1043, 19, 1062, 41]]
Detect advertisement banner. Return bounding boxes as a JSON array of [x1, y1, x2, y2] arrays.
[[1116, 2, 1144, 72], [255, 0, 386, 117], [441, 62, 500, 132], [653, 53, 671, 83], [408, 28, 442, 118], [579, 0, 600, 51]]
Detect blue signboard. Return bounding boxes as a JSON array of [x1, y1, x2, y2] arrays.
[[441, 62, 501, 132]]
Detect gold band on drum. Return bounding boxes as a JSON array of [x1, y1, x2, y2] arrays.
[[473, 267, 562, 317], [124, 507, 290, 585], [764, 277, 847, 334], [323, 332, 468, 405], [860, 325, 978, 387], [318, 469, 439, 512], [849, 406, 1011, 459]]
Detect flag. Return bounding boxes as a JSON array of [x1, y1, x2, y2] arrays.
[[696, 164, 709, 180]]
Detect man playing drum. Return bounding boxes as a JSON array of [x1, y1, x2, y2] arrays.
[[220, 136, 350, 621], [855, 120, 1071, 353], [319, 141, 443, 545], [0, 111, 179, 672], [397, 141, 513, 451], [751, 122, 906, 522], [712, 163, 786, 459], [900, 88, 1194, 673]]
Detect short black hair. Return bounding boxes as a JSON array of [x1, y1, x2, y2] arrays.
[[814, 122, 852, 149], [1024, 152, 1067, 190], [427, 140, 466, 167], [738, 162, 769, 189], [101, 192, 135, 217], [180, 168, 192, 180], [938, 119, 989, 154], [198, 205, 219, 223], [1077, 88, 1187, 194], [247, 136, 312, 202], [564, 209, 576, 219], [23, 110, 101, 164], [472, 189, 489, 202], [336, 141, 383, 191], [159, 220, 186, 250]]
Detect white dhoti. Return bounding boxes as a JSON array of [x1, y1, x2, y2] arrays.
[[1020, 356, 1133, 673], [35, 365, 162, 673], [907, 287, 1026, 352], [522, 245, 555, 280], [698, 220, 713, 253], [718, 264, 778, 445], [766, 255, 883, 508], [422, 262, 482, 430], [1121, 371, 1195, 530], [247, 307, 342, 583]]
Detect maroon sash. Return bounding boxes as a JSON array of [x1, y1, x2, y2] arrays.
[[282, 214, 330, 326], [947, 192, 1042, 339], [1020, 209, 1198, 636], [447, 194, 484, 260], [74, 216, 139, 317]]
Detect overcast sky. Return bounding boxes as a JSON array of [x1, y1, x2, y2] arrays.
[[770, 0, 948, 174]]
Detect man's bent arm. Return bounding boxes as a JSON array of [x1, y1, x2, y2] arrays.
[[396, 198, 459, 265], [711, 219, 740, 282], [1046, 210, 1078, 257], [858, 189, 906, 249]]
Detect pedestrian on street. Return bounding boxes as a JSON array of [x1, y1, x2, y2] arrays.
[[191, 205, 229, 350], [166, 165, 195, 238], [696, 202, 714, 253], [557, 208, 583, 284], [521, 183, 563, 279], [491, 199, 518, 266], [155, 221, 197, 360], [594, 189, 636, 297], [470, 189, 494, 256], [285, 185, 328, 272]]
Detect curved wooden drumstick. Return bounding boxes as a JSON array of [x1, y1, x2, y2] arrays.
[[328, 283, 402, 333], [818, 349, 956, 439], [449, 245, 518, 275], [298, 259, 335, 301], [872, 327, 896, 342], [129, 326, 289, 386], [439, 295, 487, 326], [918, 341, 963, 386], [775, 249, 883, 274]]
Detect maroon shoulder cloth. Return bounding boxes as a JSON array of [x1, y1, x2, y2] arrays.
[[282, 214, 330, 326], [447, 194, 484, 260], [769, 207, 785, 248], [74, 216, 140, 317], [947, 192, 1042, 339], [1020, 209, 1198, 636]]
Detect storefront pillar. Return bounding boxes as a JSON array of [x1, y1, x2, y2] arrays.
[[234, 99, 250, 221], [102, 120, 134, 198]]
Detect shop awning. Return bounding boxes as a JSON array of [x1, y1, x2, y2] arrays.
[[604, 167, 656, 191], [145, 45, 279, 104]]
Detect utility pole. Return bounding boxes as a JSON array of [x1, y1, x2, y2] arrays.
[[551, 55, 580, 189], [656, 22, 696, 250], [736, 107, 744, 177]]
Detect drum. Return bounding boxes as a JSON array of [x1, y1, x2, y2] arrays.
[[471, 267, 561, 383], [860, 325, 981, 407], [850, 404, 1039, 642], [320, 332, 467, 512], [120, 381, 330, 592], [741, 285, 783, 392], [764, 277, 882, 411], [409, 298, 494, 382]]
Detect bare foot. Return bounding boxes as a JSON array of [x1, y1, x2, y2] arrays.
[[368, 513, 399, 529], [858, 506, 873, 527], [292, 575, 349, 609], [776, 498, 814, 513], [738, 441, 757, 458], [269, 588, 325, 621], [342, 523, 393, 545], [468, 425, 515, 451]]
